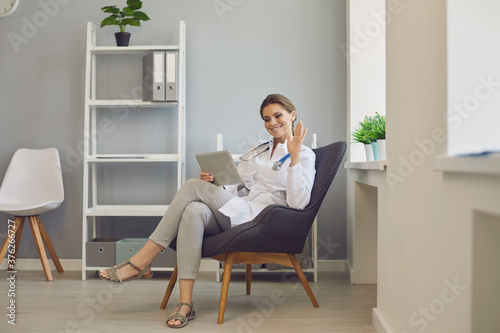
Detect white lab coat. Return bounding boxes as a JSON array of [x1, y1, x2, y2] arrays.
[[219, 139, 316, 228]]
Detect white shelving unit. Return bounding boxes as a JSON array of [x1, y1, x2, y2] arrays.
[[81, 21, 186, 280], [215, 134, 319, 283]]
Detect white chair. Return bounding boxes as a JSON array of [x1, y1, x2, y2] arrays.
[[0, 148, 64, 281]]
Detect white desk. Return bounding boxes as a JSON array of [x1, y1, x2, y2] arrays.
[[345, 160, 387, 284]]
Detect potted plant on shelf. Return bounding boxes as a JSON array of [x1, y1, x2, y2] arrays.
[[100, 0, 151, 47], [371, 112, 386, 160], [351, 112, 386, 161], [351, 115, 376, 161]]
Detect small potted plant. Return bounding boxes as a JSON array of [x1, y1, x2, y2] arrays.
[[351, 115, 376, 161], [100, 0, 151, 47], [351, 112, 386, 161], [371, 112, 386, 160]]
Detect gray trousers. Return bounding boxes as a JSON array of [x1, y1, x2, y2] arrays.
[[149, 178, 235, 279]]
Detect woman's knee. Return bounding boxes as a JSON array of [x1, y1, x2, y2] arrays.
[[183, 178, 205, 188], [182, 202, 210, 222], [178, 178, 208, 196]]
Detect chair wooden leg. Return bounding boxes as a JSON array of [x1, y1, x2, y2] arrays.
[[287, 253, 319, 307], [161, 264, 178, 309], [9, 217, 25, 271], [28, 216, 53, 281], [0, 216, 25, 269], [0, 234, 7, 267], [218, 252, 234, 324], [12, 217, 25, 265], [35, 216, 64, 273], [245, 263, 252, 295]]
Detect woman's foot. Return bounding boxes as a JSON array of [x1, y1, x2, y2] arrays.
[[166, 302, 196, 328], [99, 255, 151, 282], [99, 240, 163, 281], [99, 260, 152, 282]]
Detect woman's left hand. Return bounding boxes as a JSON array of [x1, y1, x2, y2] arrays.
[[287, 120, 307, 167], [200, 172, 214, 183]]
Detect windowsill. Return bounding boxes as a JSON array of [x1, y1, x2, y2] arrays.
[[345, 160, 387, 171], [434, 155, 500, 176]]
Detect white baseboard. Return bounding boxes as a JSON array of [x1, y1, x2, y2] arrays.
[[345, 260, 355, 284], [1, 259, 347, 272], [0, 259, 213, 272], [318, 259, 347, 272], [201, 259, 347, 272], [0, 259, 82, 271], [199, 259, 218, 271], [373, 308, 394, 333]]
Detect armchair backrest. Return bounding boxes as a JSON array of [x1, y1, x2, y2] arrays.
[[305, 141, 347, 214], [270, 140, 347, 252]]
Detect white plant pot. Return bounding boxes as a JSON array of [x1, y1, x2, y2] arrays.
[[377, 139, 386, 160], [364, 144, 374, 161]]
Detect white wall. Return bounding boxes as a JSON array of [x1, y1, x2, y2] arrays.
[[447, 0, 500, 156], [0, 1, 347, 261], [370, 0, 500, 332], [346, 0, 386, 162]]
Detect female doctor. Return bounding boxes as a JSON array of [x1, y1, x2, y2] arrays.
[[98, 93, 316, 328]]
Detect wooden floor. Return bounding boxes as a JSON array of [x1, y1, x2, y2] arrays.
[[0, 270, 376, 332]]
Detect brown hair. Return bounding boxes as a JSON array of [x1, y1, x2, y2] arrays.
[[260, 94, 297, 130]]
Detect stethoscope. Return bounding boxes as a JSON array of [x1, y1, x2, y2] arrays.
[[272, 153, 290, 171], [239, 140, 291, 171]]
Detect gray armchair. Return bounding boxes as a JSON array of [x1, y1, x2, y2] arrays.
[[161, 141, 347, 324]]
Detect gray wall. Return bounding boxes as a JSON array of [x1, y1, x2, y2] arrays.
[[0, 0, 347, 261]]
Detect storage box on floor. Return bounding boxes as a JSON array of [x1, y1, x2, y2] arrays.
[[86, 238, 176, 267]]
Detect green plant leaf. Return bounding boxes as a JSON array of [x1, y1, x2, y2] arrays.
[[101, 6, 119, 14], [133, 11, 151, 21], [371, 112, 386, 140], [351, 125, 371, 144], [100, 16, 120, 28], [122, 18, 141, 27], [127, 0, 143, 10], [351, 113, 385, 144], [122, 7, 134, 16]]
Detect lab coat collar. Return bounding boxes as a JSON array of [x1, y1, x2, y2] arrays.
[[271, 137, 289, 148]]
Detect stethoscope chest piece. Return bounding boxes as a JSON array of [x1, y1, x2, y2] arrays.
[[272, 153, 290, 171], [272, 161, 283, 171]]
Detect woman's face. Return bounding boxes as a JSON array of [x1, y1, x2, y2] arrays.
[[261, 103, 296, 144]]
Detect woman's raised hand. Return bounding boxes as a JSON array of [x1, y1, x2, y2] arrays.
[[287, 120, 307, 166], [200, 172, 214, 183]]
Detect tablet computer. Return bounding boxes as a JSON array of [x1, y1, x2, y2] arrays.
[[195, 150, 243, 186]]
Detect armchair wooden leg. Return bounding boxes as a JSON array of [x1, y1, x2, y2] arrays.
[[28, 216, 53, 281], [245, 263, 252, 295], [218, 252, 234, 324], [288, 253, 319, 307], [35, 216, 64, 273], [0, 216, 25, 269], [161, 264, 178, 309]]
